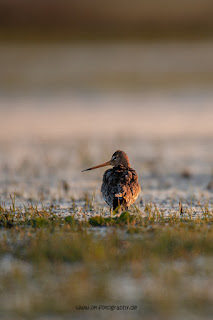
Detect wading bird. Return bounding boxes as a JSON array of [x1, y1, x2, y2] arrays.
[[82, 150, 141, 214]]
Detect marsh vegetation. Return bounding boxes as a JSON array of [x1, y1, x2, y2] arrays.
[[0, 194, 213, 319], [0, 133, 212, 320]]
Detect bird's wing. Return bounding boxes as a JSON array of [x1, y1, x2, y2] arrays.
[[121, 169, 141, 205]]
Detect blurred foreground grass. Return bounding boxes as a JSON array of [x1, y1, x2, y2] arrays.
[[0, 199, 213, 319]]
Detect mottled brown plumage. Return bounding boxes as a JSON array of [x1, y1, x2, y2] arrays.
[[82, 150, 141, 212]]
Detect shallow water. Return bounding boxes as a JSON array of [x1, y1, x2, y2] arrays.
[[0, 135, 212, 218]]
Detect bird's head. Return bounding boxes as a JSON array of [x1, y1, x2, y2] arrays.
[[82, 150, 130, 172]]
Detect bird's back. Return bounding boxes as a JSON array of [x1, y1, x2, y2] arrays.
[[101, 165, 141, 209]]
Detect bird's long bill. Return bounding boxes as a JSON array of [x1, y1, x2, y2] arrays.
[[82, 160, 111, 172]]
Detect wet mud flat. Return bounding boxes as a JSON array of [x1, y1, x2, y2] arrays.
[[0, 134, 212, 218]]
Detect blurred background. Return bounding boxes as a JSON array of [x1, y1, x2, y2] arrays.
[[1, 0, 213, 139], [0, 0, 213, 204], [1, 0, 213, 138]]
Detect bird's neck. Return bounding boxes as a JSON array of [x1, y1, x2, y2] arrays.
[[122, 158, 130, 168], [114, 164, 130, 171]]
